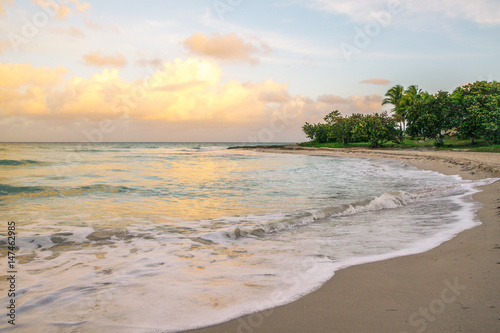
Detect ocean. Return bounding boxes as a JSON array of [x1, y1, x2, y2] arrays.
[[0, 142, 496, 332]]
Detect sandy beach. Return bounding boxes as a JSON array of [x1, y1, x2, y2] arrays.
[[185, 146, 500, 333]]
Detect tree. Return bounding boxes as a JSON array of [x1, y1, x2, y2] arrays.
[[383, 85, 433, 136], [324, 110, 353, 144], [383, 84, 410, 136], [314, 123, 331, 143], [302, 122, 316, 141], [401, 85, 428, 116], [305, 81, 500, 148], [301, 122, 330, 143], [406, 91, 462, 146], [453, 81, 500, 144], [400, 85, 422, 118], [349, 113, 369, 143], [351, 112, 398, 148], [323, 110, 342, 125], [369, 112, 398, 148], [382, 84, 405, 118]]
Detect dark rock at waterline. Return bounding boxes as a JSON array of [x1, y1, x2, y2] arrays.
[[86, 229, 134, 241], [190, 237, 215, 245], [50, 237, 66, 244]]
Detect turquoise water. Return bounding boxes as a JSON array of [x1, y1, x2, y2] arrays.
[[0, 143, 496, 332]]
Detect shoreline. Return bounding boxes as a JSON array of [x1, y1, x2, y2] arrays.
[[185, 146, 500, 333]]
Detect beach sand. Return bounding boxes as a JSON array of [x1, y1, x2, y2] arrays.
[[185, 146, 500, 333]]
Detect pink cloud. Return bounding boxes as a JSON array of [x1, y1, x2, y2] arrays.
[[82, 52, 127, 67], [360, 78, 391, 85], [184, 32, 270, 64]]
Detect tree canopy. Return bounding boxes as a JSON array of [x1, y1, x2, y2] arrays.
[[406, 91, 462, 146], [302, 81, 500, 148], [405, 81, 500, 145], [302, 111, 397, 148], [453, 81, 500, 144]]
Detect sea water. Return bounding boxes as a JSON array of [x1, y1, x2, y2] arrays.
[[0, 142, 496, 332]]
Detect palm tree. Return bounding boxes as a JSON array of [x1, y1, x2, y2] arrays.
[[382, 84, 405, 133], [382, 84, 405, 116], [420, 91, 434, 104], [403, 85, 422, 106], [400, 85, 423, 122]]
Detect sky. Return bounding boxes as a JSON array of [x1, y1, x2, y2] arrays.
[[0, 0, 499, 142]]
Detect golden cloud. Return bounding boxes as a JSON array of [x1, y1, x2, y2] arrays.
[[121, 59, 289, 123], [0, 59, 384, 141], [0, 59, 292, 123], [82, 52, 127, 67], [46, 69, 130, 120], [0, 62, 68, 88], [33, 0, 90, 19], [183, 32, 269, 64], [0, 63, 68, 116]]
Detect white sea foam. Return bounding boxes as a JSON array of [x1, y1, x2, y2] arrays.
[[0, 142, 497, 333]]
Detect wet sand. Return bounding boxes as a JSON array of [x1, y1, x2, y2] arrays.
[[185, 146, 500, 333]]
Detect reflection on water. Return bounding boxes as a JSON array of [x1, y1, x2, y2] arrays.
[[0, 142, 492, 333]]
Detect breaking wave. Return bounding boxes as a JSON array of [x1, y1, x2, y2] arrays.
[[224, 190, 441, 239]]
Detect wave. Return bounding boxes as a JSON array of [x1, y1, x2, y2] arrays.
[[224, 191, 424, 239], [0, 184, 49, 196], [0, 159, 46, 166], [335, 191, 417, 217], [68, 149, 106, 153], [0, 183, 135, 199]]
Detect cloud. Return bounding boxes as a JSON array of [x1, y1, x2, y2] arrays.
[[0, 63, 68, 88], [360, 78, 391, 85], [0, 63, 68, 116], [120, 59, 288, 122], [83, 19, 120, 34], [316, 94, 350, 104], [82, 52, 127, 67], [136, 57, 163, 68], [0, 41, 10, 54], [33, 0, 91, 19], [183, 32, 270, 64], [65, 0, 90, 11], [0, 59, 295, 125], [83, 19, 104, 31], [0, 0, 14, 15], [0, 59, 385, 141], [51, 26, 84, 38], [317, 94, 384, 115], [0, 59, 285, 122], [304, 0, 500, 25], [46, 68, 130, 119], [416, 0, 500, 24]]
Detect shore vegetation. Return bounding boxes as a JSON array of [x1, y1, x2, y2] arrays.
[[302, 81, 500, 151]]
